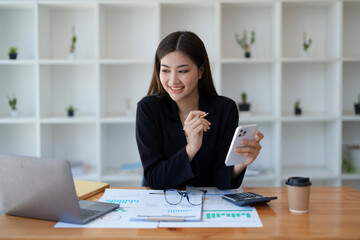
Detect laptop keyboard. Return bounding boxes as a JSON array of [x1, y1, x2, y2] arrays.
[[80, 209, 101, 219]]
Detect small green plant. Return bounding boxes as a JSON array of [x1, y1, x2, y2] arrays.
[[9, 47, 17, 54], [8, 96, 17, 110], [294, 100, 300, 109], [303, 32, 312, 51], [342, 158, 355, 173], [66, 105, 76, 117], [66, 105, 75, 112], [241, 92, 247, 104], [69, 26, 76, 53], [235, 31, 255, 53]]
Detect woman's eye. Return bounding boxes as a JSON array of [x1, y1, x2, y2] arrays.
[[161, 69, 169, 73], [179, 70, 189, 73]]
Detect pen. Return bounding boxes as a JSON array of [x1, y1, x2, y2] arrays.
[[182, 112, 210, 130], [200, 112, 209, 118]]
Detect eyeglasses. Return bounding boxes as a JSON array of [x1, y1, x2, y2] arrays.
[[163, 189, 207, 206]]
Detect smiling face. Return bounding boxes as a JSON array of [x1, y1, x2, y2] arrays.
[[159, 51, 204, 105]]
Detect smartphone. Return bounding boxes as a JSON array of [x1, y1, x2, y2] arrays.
[[224, 124, 258, 166]]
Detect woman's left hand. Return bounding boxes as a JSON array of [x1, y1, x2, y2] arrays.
[[232, 131, 264, 178]]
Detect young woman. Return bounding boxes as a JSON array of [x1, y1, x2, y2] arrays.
[[136, 31, 263, 189]]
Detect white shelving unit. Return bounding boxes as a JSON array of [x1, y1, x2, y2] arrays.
[[0, 0, 359, 189]]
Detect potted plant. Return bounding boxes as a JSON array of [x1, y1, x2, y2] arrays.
[[68, 25, 77, 59], [235, 31, 255, 58], [294, 99, 302, 115], [8, 96, 17, 117], [354, 93, 360, 115], [66, 105, 76, 117], [238, 92, 251, 112], [8, 47, 18, 60], [302, 32, 312, 57]]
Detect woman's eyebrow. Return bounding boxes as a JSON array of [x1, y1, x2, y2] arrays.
[[160, 64, 189, 68]]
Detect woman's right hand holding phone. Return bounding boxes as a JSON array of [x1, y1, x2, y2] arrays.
[[183, 111, 211, 161]]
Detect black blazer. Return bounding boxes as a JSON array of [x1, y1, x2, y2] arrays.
[[136, 95, 246, 189]]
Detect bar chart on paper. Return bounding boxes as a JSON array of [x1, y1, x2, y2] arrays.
[[204, 210, 253, 221]]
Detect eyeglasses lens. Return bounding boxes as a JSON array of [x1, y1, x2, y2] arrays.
[[165, 190, 182, 205], [187, 190, 204, 205]]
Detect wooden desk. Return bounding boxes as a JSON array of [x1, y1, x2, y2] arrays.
[[1, 187, 360, 240]]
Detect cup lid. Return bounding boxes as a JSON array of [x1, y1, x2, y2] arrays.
[[286, 177, 312, 187]]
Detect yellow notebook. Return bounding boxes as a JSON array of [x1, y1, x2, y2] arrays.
[[73, 180, 110, 200]]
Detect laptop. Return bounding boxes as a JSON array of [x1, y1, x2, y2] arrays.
[[0, 154, 119, 224]]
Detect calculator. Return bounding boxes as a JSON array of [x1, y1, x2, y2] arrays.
[[222, 192, 277, 206]]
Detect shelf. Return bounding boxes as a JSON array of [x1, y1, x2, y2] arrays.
[[99, 3, 158, 60], [101, 170, 143, 183], [342, 58, 360, 62], [221, 62, 277, 116], [0, 123, 38, 156], [281, 113, 338, 122], [100, 116, 136, 124], [39, 60, 96, 65], [40, 116, 97, 124], [221, 2, 276, 59], [100, 64, 151, 117], [39, 64, 97, 118], [0, 60, 35, 65], [40, 123, 99, 172], [0, 116, 36, 124], [0, 0, 359, 188], [238, 113, 276, 123], [38, 3, 96, 60], [342, 114, 360, 122], [281, 58, 339, 63], [281, 166, 338, 180], [100, 123, 140, 177], [282, 121, 341, 178], [160, 2, 216, 60], [282, 1, 341, 58], [0, 3, 35, 60], [221, 58, 276, 64], [72, 170, 99, 182], [100, 59, 153, 65], [0, 65, 36, 117], [342, 174, 360, 180], [282, 62, 341, 116]]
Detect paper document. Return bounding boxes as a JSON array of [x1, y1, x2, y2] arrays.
[[158, 187, 263, 228], [55, 187, 263, 228], [55, 189, 157, 228], [133, 190, 202, 221]]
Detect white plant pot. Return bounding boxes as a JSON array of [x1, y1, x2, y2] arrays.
[[302, 50, 308, 58], [10, 110, 17, 118], [126, 109, 133, 117], [68, 52, 75, 60]]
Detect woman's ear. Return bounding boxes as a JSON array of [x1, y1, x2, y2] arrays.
[[198, 65, 204, 80]]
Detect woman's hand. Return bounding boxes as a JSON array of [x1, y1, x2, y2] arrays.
[[232, 131, 264, 179], [183, 111, 211, 161]]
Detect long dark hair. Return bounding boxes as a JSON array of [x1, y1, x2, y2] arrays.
[[147, 31, 218, 98]]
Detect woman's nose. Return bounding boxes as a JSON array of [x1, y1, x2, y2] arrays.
[[169, 72, 180, 84]]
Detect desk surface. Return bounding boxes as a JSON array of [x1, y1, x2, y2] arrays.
[[1, 186, 360, 240]]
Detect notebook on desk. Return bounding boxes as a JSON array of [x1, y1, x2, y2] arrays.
[[74, 180, 110, 200], [0, 155, 119, 224]]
